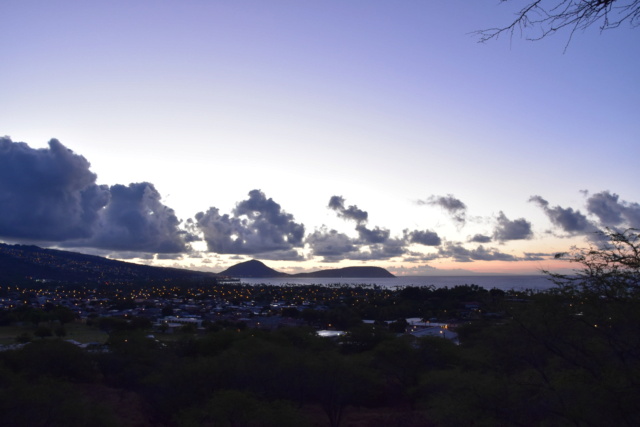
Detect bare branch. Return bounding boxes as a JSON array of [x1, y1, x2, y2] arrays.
[[476, 0, 640, 46]]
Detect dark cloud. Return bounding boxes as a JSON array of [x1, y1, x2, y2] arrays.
[[439, 242, 519, 262], [156, 253, 184, 260], [586, 191, 640, 228], [253, 249, 303, 261], [522, 252, 550, 261], [586, 191, 624, 226], [195, 190, 304, 259], [74, 182, 192, 253], [0, 138, 193, 254], [349, 238, 407, 261], [530, 195, 596, 234], [325, 195, 444, 260], [307, 225, 407, 262], [104, 251, 155, 260], [328, 196, 391, 245], [405, 229, 442, 246], [493, 211, 533, 241], [306, 227, 359, 262], [419, 194, 467, 227], [328, 195, 368, 224], [402, 252, 441, 262], [356, 224, 390, 244], [0, 137, 110, 241], [468, 233, 492, 243]]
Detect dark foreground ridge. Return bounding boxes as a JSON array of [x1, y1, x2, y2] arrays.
[[219, 259, 395, 278], [0, 243, 217, 284]]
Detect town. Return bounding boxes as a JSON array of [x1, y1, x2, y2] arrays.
[[0, 279, 507, 347]]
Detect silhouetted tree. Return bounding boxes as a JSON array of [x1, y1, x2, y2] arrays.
[[34, 325, 53, 339], [308, 352, 380, 427], [477, 0, 639, 46], [177, 390, 306, 427], [54, 306, 76, 325], [15, 332, 31, 343], [388, 318, 409, 334], [548, 228, 640, 298], [429, 229, 640, 426]]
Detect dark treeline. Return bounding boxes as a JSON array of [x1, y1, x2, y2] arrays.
[[0, 230, 639, 426]]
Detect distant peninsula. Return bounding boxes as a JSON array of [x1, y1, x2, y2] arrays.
[[0, 244, 395, 284], [219, 259, 394, 278], [293, 266, 394, 279]]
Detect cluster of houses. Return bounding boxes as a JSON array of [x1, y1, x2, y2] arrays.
[[0, 285, 460, 346]]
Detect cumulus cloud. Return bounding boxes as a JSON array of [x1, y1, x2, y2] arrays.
[[439, 242, 519, 262], [405, 229, 442, 246], [326, 195, 412, 259], [586, 191, 640, 228], [468, 233, 492, 243], [195, 190, 304, 259], [328, 195, 368, 224], [349, 238, 407, 260], [530, 195, 597, 234], [0, 137, 110, 241], [356, 224, 390, 244], [493, 211, 533, 241], [326, 195, 447, 260], [328, 195, 397, 245], [0, 138, 193, 254], [306, 227, 360, 262], [74, 182, 192, 253], [418, 194, 467, 227], [307, 226, 409, 262]]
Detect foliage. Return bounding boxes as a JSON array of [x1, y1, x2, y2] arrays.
[[1, 339, 99, 382], [548, 228, 640, 298], [0, 379, 118, 427], [177, 390, 307, 427], [419, 229, 640, 426], [34, 325, 53, 339]]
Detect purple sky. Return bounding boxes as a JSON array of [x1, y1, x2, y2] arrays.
[[2, 1, 639, 275]]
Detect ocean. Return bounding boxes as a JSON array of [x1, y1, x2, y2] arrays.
[[238, 275, 556, 292]]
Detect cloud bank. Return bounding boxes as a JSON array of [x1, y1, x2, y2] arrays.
[[2, 137, 637, 266]]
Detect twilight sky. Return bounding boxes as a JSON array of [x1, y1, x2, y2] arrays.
[[2, 1, 639, 275]]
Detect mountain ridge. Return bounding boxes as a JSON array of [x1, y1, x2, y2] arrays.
[[0, 244, 395, 284], [0, 243, 217, 284]]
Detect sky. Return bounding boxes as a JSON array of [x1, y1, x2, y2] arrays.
[[2, 1, 639, 276]]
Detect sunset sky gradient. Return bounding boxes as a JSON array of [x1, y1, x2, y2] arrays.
[[2, 1, 639, 275]]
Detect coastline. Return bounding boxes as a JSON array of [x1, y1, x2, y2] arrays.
[[238, 275, 555, 291]]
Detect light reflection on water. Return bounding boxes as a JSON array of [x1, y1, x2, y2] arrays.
[[239, 275, 555, 291]]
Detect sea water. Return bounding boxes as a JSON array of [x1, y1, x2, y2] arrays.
[[239, 275, 555, 292]]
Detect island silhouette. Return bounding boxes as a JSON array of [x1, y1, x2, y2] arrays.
[[219, 259, 395, 278]]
